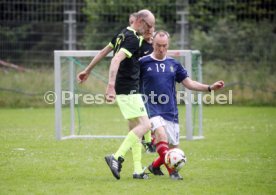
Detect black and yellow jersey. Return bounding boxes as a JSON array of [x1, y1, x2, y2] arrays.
[[109, 27, 143, 95], [139, 39, 153, 58]]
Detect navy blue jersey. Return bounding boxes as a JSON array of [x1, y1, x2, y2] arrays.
[[139, 54, 188, 123]]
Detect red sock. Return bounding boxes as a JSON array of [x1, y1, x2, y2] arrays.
[[152, 156, 163, 167], [152, 156, 174, 174], [152, 141, 174, 174], [164, 162, 174, 175], [152, 141, 168, 168]]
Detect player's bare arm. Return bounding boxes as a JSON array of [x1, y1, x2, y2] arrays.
[[105, 50, 127, 102], [182, 77, 224, 92], [77, 44, 113, 83]]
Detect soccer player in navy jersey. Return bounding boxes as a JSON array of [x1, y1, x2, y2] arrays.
[[139, 30, 224, 180], [78, 9, 155, 180]]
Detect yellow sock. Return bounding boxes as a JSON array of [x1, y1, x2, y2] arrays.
[[132, 140, 143, 174], [114, 131, 139, 160], [144, 130, 152, 143]]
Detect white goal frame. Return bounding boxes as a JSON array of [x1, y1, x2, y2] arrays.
[[54, 50, 204, 140]]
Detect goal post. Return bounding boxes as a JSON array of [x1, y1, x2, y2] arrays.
[[54, 50, 203, 140]]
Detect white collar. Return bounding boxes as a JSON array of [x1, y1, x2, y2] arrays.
[[150, 53, 167, 61]]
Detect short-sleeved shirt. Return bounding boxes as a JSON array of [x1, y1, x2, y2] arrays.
[[139, 54, 189, 123], [109, 27, 142, 95]]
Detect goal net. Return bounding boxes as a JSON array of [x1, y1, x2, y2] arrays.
[[54, 50, 203, 140]]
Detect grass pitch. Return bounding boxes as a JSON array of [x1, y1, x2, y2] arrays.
[[0, 106, 275, 195]]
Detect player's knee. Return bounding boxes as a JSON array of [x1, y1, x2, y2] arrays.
[[155, 128, 167, 142], [140, 117, 151, 130], [143, 120, 151, 130]]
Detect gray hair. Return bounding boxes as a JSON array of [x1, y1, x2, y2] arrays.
[[135, 9, 153, 20]]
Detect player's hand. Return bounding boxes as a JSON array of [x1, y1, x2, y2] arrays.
[[105, 84, 116, 103], [211, 80, 224, 91], [77, 70, 89, 84]]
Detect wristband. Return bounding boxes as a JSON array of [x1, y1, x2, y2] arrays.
[[208, 85, 212, 92]]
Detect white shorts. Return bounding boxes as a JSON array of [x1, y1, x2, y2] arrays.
[[150, 116, 180, 146]]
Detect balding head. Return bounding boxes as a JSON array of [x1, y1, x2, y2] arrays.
[[153, 30, 170, 59], [131, 9, 155, 36], [137, 9, 155, 27]]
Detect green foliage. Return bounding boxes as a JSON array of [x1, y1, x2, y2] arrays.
[[189, 0, 275, 31], [0, 25, 32, 61], [187, 1, 276, 106], [1, 106, 276, 194], [0, 0, 64, 66], [191, 19, 276, 71], [82, 0, 178, 49], [189, 0, 276, 77]]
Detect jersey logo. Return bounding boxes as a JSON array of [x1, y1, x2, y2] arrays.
[[170, 65, 174, 72], [144, 50, 150, 54], [147, 67, 152, 72], [114, 33, 125, 52]]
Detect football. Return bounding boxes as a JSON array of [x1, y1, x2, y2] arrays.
[[165, 148, 187, 171]]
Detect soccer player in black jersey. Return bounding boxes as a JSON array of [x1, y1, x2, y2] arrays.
[[78, 9, 155, 180], [104, 10, 155, 180]]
